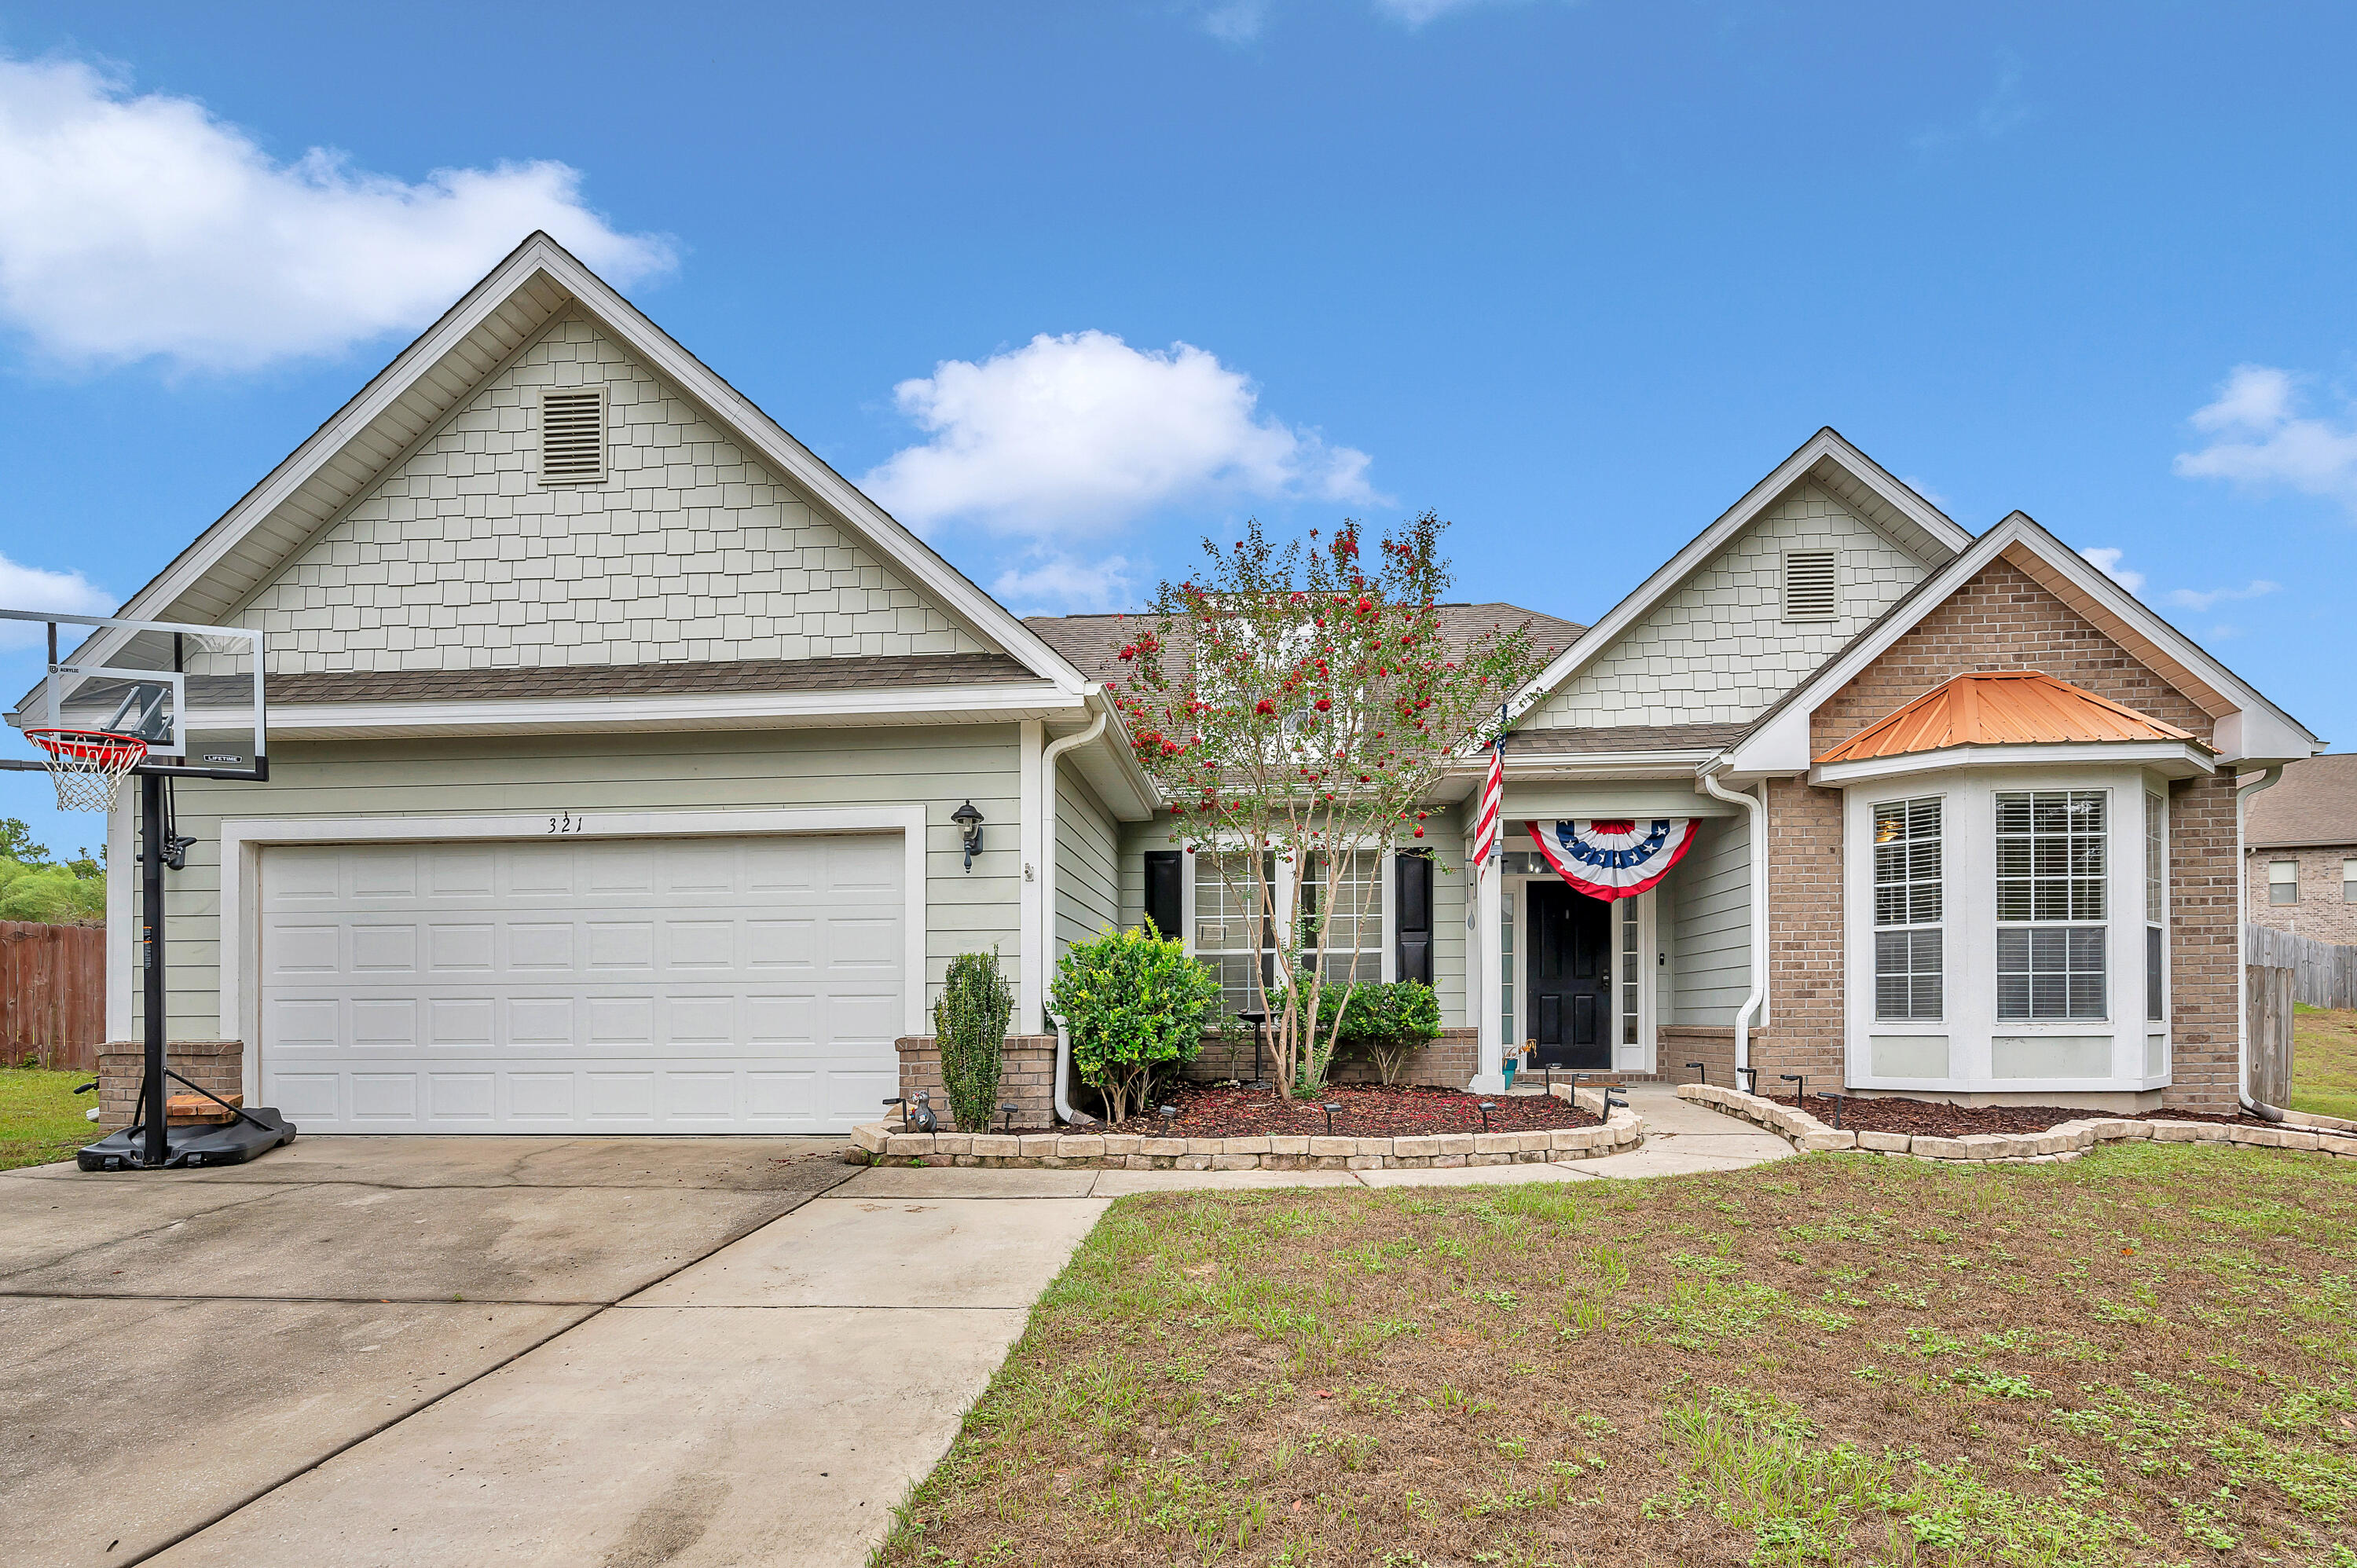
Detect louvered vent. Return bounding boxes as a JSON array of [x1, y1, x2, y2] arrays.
[[1782, 549, 1838, 621], [539, 390, 606, 485]]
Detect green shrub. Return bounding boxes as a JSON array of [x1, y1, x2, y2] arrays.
[[0, 859, 102, 925], [1336, 978, 1442, 1086], [1050, 925, 1220, 1123], [934, 949, 1014, 1131]]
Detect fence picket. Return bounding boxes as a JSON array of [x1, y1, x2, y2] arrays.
[[2245, 923, 2357, 1009], [0, 921, 104, 1071]]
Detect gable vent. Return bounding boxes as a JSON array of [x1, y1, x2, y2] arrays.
[[539, 389, 607, 485], [1782, 549, 1838, 622]]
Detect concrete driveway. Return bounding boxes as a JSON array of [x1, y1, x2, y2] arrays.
[[0, 1137, 1106, 1568]]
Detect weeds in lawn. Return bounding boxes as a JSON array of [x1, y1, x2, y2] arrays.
[[875, 1144, 2357, 1567]]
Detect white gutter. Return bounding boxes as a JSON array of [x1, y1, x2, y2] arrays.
[[1042, 696, 1111, 1124], [1699, 768, 1769, 1086], [2237, 765, 2286, 1120]]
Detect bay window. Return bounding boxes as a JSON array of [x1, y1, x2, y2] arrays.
[[2146, 792, 2166, 1023], [1872, 796, 1943, 1021]]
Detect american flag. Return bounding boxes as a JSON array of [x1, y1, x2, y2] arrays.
[[1472, 727, 1503, 872]]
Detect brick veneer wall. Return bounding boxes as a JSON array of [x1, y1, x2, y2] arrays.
[[1658, 1024, 1739, 1090], [2246, 846, 2357, 944], [1753, 555, 2241, 1112], [895, 1035, 1057, 1131], [97, 1039, 241, 1128]]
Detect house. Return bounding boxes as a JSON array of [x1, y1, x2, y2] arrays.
[[2245, 753, 2357, 943], [20, 234, 2318, 1135]]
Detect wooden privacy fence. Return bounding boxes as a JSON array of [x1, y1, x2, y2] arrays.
[[1, 921, 104, 1072], [2245, 924, 2357, 1010]]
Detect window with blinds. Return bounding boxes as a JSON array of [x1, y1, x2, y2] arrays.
[[1996, 789, 2107, 1020], [1873, 796, 1943, 1020], [539, 389, 607, 485]]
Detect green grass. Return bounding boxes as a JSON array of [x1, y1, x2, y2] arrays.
[[2293, 1006, 2357, 1123], [875, 1145, 2357, 1567], [0, 1068, 97, 1171]]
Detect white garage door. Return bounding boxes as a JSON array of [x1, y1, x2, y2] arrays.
[[257, 833, 904, 1134]]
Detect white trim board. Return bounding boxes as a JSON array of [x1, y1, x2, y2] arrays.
[[246, 683, 1087, 739], [1499, 429, 1973, 731], [218, 805, 930, 1107]]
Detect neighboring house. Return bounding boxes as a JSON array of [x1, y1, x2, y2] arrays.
[[13, 235, 2319, 1134], [2245, 753, 2357, 943]]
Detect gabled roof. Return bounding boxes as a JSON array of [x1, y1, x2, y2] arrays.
[[31, 232, 1092, 707], [1028, 603, 1585, 685], [1719, 511, 2322, 775], [1504, 427, 1974, 723], [2246, 753, 2357, 850], [1816, 671, 2201, 765]]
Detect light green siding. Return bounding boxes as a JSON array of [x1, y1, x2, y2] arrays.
[[143, 724, 1021, 1039], [1427, 806, 1470, 1028], [1054, 764, 1120, 952], [1671, 814, 1752, 1024]]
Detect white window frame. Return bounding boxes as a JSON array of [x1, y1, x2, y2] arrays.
[[2344, 858, 2357, 905], [2269, 859, 2299, 906], [1871, 794, 1945, 1023], [1183, 844, 1396, 1020], [2145, 790, 2168, 1028], [1843, 766, 2167, 1096], [1496, 864, 1655, 1073], [1994, 788, 2110, 1024]]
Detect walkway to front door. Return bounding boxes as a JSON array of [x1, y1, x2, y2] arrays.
[[1527, 881, 1612, 1069]]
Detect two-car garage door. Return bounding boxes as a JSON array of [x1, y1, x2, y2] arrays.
[[258, 833, 904, 1134]]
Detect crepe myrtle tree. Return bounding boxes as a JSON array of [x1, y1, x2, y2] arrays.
[[1111, 511, 1547, 1099]]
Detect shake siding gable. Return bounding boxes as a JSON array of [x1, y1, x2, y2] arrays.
[[218, 310, 988, 675], [1754, 558, 2238, 1110], [1525, 483, 1930, 729]]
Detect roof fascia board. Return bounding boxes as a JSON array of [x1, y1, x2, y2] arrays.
[[233, 680, 1083, 738], [524, 245, 1091, 696], [1809, 738, 2214, 787], [1721, 514, 2322, 775], [1504, 428, 1975, 722]]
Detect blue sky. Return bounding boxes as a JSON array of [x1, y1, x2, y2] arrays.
[[2, 1, 2355, 855]]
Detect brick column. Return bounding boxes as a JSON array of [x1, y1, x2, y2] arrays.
[[96, 1039, 241, 1129], [896, 1034, 1057, 1130]]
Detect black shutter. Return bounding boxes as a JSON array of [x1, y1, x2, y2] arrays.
[[1144, 851, 1183, 941], [1395, 850, 1433, 986]]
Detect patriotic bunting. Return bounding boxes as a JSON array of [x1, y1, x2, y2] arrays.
[[1527, 818, 1698, 901]]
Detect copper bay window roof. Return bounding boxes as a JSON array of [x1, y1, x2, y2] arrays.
[[1816, 670, 2208, 765]]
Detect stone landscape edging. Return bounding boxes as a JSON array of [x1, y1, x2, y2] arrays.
[[852, 1084, 1645, 1171], [1677, 1082, 2357, 1164]]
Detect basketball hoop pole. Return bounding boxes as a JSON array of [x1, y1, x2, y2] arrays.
[[140, 770, 167, 1168]]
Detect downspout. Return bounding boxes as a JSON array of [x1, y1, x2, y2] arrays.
[[1699, 767, 1769, 1084], [1043, 696, 1111, 1125], [2237, 764, 2286, 1120]]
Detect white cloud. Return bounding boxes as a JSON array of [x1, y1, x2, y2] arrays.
[[1901, 474, 1956, 513], [863, 330, 1375, 537], [1194, 0, 1532, 42], [2166, 578, 2279, 613], [0, 553, 113, 648], [2078, 547, 2144, 594], [0, 53, 673, 369], [2175, 365, 2357, 510], [990, 555, 1135, 616], [1200, 1, 1271, 42], [1912, 51, 2033, 152], [1373, 0, 1521, 24]]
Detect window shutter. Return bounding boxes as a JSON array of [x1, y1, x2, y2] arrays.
[[539, 389, 607, 485], [1395, 850, 1433, 986], [1144, 851, 1182, 942], [1782, 549, 1838, 621]]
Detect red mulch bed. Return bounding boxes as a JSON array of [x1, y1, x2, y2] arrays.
[[1101, 1083, 1599, 1138], [1769, 1093, 2280, 1138]]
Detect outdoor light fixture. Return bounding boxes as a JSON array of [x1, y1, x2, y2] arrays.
[[1157, 1105, 1179, 1135], [951, 800, 984, 871], [1825, 1092, 1844, 1130], [1780, 1072, 1805, 1108], [1321, 1101, 1341, 1135], [1685, 1061, 1707, 1085], [1736, 1065, 1758, 1097], [1477, 1101, 1497, 1132], [882, 1095, 909, 1132], [1237, 1010, 1268, 1085], [998, 1104, 1017, 1136]]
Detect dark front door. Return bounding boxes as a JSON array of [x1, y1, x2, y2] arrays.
[[1527, 881, 1611, 1069]]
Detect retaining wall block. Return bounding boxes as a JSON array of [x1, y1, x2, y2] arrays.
[[1857, 1130, 1911, 1153], [1798, 1130, 1858, 1152]]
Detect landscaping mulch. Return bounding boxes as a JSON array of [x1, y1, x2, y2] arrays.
[[1100, 1082, 1598, 1138], [1769, 1092, 2279, 1138]]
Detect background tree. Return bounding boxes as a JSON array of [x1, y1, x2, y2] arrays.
[[1113, 512, 1548, 1098]]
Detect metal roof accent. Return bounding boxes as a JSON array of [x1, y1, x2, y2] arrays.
[[1816, 670, 2206, 765]]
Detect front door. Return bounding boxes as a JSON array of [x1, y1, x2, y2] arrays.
[[1527, 881, 1611, 1069]]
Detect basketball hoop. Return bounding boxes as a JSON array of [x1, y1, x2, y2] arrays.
[[25, 727, 148, 813]]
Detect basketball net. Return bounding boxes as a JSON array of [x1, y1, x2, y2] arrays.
[[25, 728, 148, 813]]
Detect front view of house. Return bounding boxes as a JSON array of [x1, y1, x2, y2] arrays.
[[22, 235, 2316, 1134]]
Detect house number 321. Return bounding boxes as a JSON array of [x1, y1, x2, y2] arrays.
[[548, 812, 586, 834]]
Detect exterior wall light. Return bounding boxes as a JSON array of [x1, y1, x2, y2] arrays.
[[951, 800, 984, 870]]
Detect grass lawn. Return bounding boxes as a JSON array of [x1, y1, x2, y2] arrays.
[[2293, 1006, 2357, 1123], [0, 1068, 97, 1171], [878, 1145, 2357, 1567]]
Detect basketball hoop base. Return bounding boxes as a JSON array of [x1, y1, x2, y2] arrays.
[[79, 1107, 295, 1171]]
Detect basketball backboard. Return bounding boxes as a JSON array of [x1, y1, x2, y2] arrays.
[[2, 608, 267, 782]]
